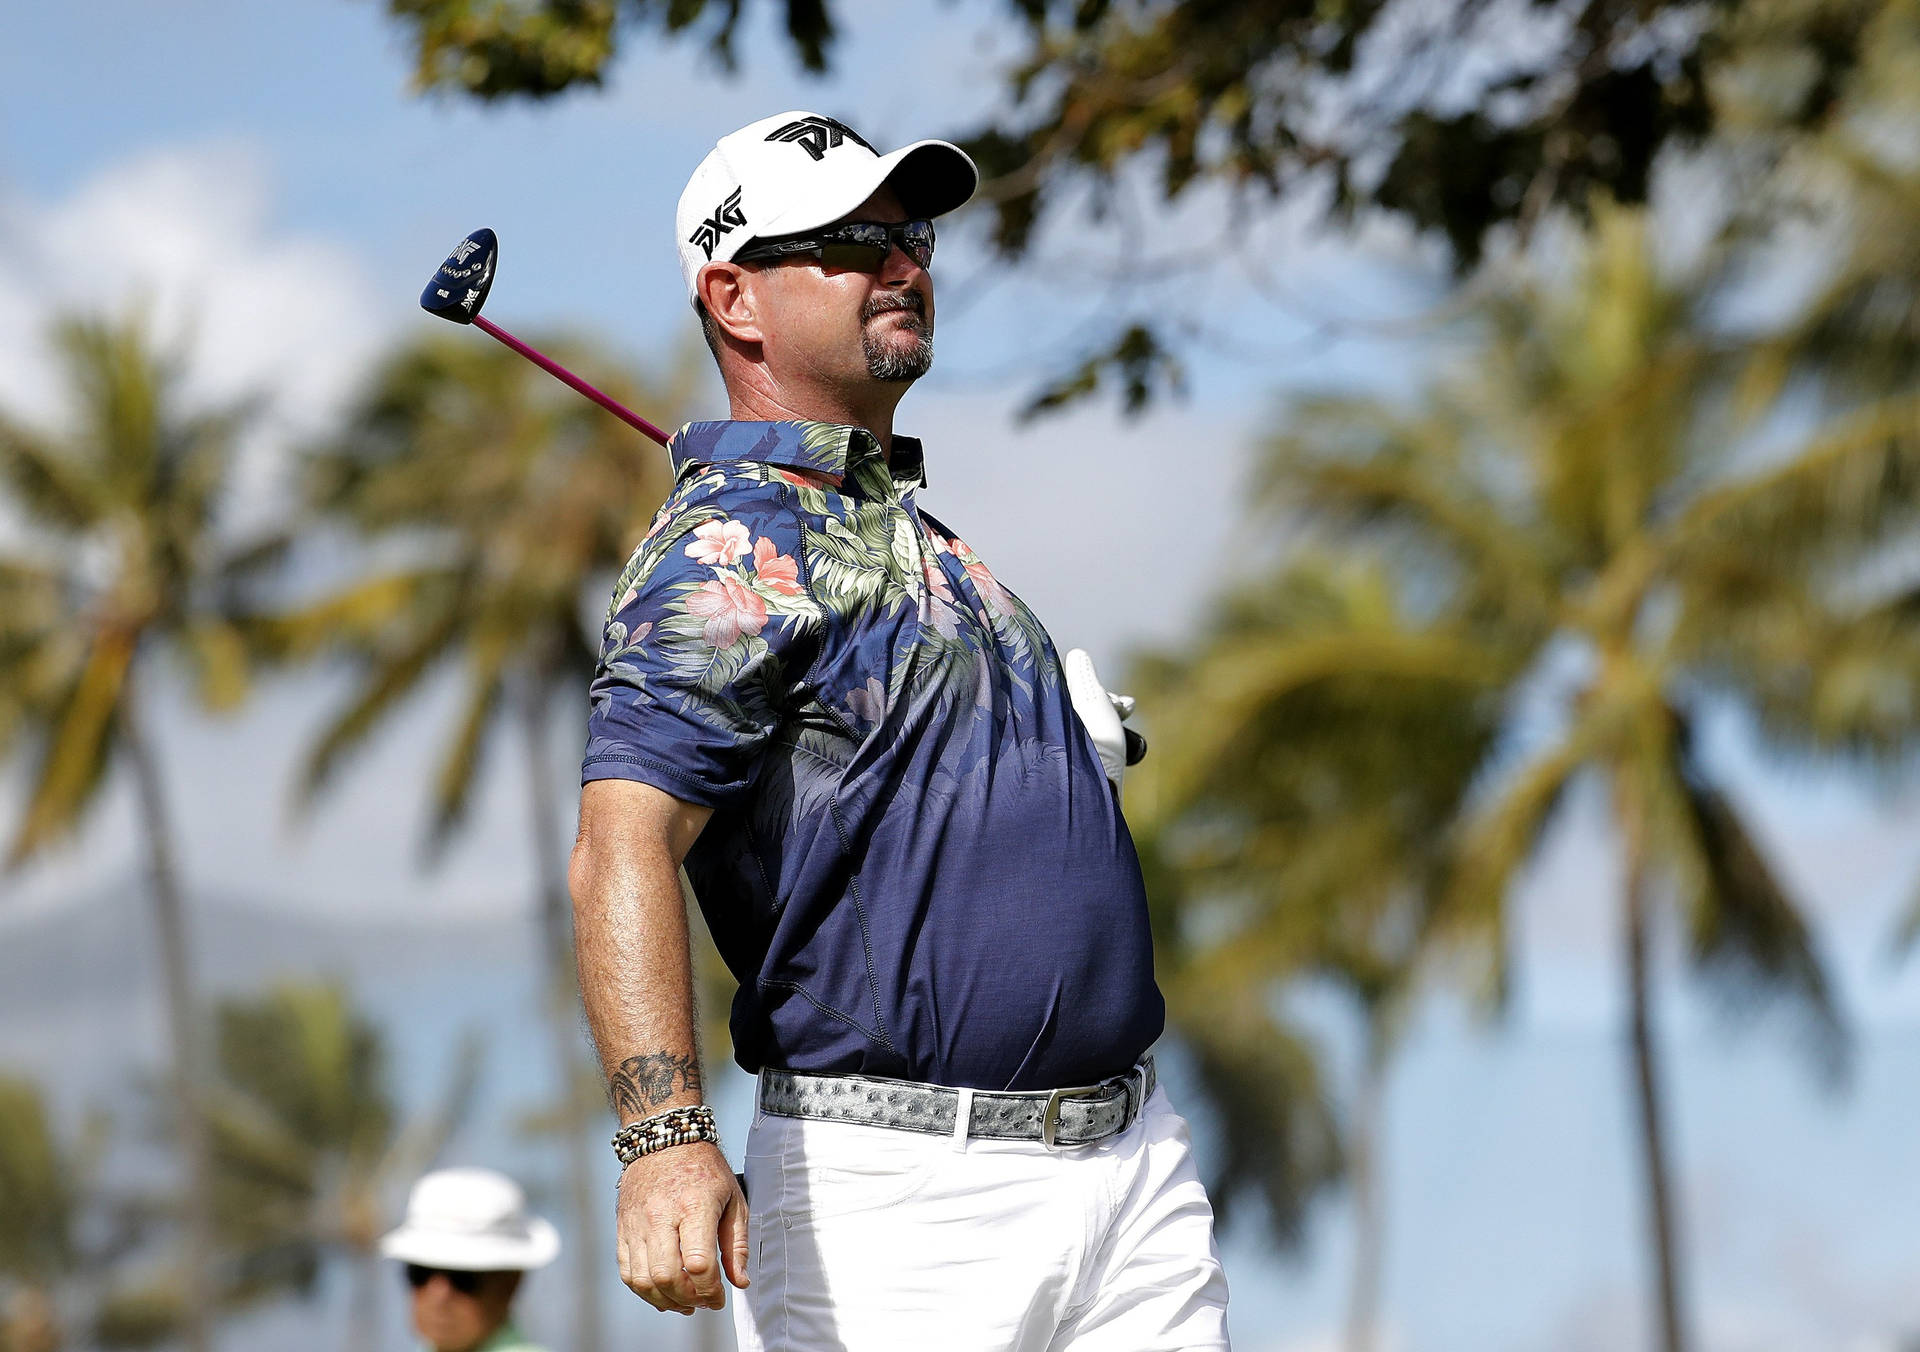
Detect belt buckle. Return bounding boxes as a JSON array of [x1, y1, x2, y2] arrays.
[[1128, 1058, 1153, 1122], [1040, 1083, 1105, 1149]]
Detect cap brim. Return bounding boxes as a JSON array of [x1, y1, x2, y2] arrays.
[[378, 1217, 561, 1272], [875, 139, 978, 219], [757, 138, 978, 239]]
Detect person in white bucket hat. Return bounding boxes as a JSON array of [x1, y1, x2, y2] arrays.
[[379, 1168, 559, 1352]]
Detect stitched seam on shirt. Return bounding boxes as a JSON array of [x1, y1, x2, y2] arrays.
[[756, 977, 887, 1045], [740, 812, 783, 921], [826, 798, 895, 1055], [580, 752, 731, 797]]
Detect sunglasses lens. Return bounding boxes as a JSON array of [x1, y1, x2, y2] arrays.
[[816, 242, 890, 272], [901, 222, 935, 267], [405, 1265, 481, 1295]]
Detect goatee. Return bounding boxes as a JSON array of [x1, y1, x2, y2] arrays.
[[863, 293, 933, 382]]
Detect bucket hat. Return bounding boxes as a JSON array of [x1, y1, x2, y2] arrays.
[[379, 1168, 560, 1273]]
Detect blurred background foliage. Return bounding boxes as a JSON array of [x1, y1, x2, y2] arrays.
[[7, 2, 1920, 1351]]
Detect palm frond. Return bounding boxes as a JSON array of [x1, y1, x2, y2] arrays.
[[1672, 390, 1920, 560], [1262, 405, 1557, 619], [292, 608, 462, 811], [0, 412, 104, 532], [1661, 719, 1850, 1088], [177, 619, 251, 712], [1441, 709, 1610, 984], [265, 570, 458, 660], [0, 1076, 75, 1279], [7, 629, 134, 864], [424, 649, 509, 854], [1147, 626, 1509, 821]]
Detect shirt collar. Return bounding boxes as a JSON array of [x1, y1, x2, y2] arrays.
[[668, 420, 927, 488]]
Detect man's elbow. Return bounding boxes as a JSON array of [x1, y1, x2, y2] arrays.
[[568, 839, 595, 923]]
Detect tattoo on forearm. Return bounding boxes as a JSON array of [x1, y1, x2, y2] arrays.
[[608, 1052, 702, 1117]]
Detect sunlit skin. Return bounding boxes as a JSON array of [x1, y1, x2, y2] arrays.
[[694, 183, 933, 459], [409, 1269, 521, 1352]]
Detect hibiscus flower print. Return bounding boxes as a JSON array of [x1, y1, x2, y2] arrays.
[[753, 537, 805, 596], [685, 518, 752, 566], [685, 574, 768, 648], [964, 558, 1015, 617], [921, 556, 955, 601], [845, 676, 888, 724]]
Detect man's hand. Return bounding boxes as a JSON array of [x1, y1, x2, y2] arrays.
[[1064, 648, 1146, 789], [616, 1140, 749, 1314]]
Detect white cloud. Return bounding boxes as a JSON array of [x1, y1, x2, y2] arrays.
[[0, 141, 387, 532]]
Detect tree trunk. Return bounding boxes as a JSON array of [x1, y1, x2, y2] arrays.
[[121, 678, 216, 1352], [1343, 1022, 1389, 1352], [1619, 776, 1688, 1352], [520, 677, 604, 1352]]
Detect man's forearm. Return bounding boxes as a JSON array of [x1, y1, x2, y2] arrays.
[[571, 781, 714, 1124]]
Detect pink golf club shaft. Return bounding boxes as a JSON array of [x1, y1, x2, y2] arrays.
[[473, 315, 669, 447]]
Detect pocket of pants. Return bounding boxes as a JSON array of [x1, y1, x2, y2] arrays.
[[779, 1119, 947, 1224]]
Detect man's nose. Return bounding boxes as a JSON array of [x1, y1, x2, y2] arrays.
[[880, 242, 925, 286]]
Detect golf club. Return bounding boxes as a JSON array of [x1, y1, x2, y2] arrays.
[[420, 228, 670, 447]]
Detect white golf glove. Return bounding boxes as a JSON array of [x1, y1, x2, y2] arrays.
[[1064, 648, 1146, 790]]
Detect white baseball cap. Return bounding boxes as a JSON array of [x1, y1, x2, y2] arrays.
[[379, 1168, 560, 1273], [676, 110, 978, 303]]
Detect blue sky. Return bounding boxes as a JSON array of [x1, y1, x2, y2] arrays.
[[4, 4, 1920, 1351]]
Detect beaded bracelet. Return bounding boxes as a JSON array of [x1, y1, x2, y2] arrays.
[[612, 1104, 719, 1166]]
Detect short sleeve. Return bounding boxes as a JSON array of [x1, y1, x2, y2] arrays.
[[581, 476, 822, 807]]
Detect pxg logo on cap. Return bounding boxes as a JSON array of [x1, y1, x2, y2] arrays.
[[688, 188, 747, 261], [763, 115, 875, 161], [674, 110, 980, 304]]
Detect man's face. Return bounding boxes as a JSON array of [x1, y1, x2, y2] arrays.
[[408, 1267, 520, 1352], [745, 184, 935, 387]]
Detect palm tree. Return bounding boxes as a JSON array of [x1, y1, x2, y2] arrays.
[[1186, 201, 1916, 1352], [0, 1070, 218, 1351], [201, 982, 480, 1352], [279, 332, 689, 1352], [0, 312, 284, 1352], [1131, 557, 1506, 1349], [0, 1074, 74, 1352]]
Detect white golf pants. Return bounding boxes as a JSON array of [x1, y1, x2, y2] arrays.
[[731, 1084, 1232, 1350]]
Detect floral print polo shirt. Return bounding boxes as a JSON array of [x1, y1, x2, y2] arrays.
[[581, 420, 1163, 1091]]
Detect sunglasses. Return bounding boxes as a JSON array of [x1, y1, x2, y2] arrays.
[[404, 1264, 482, 1295], [734, 218, 935, 273]]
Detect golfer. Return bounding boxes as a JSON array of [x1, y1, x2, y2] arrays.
[[570, 110, 1231, 1349], [379, 1168, 558, 1352]]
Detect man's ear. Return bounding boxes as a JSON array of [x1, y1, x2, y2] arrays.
[[696, 262, 763, 347]]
